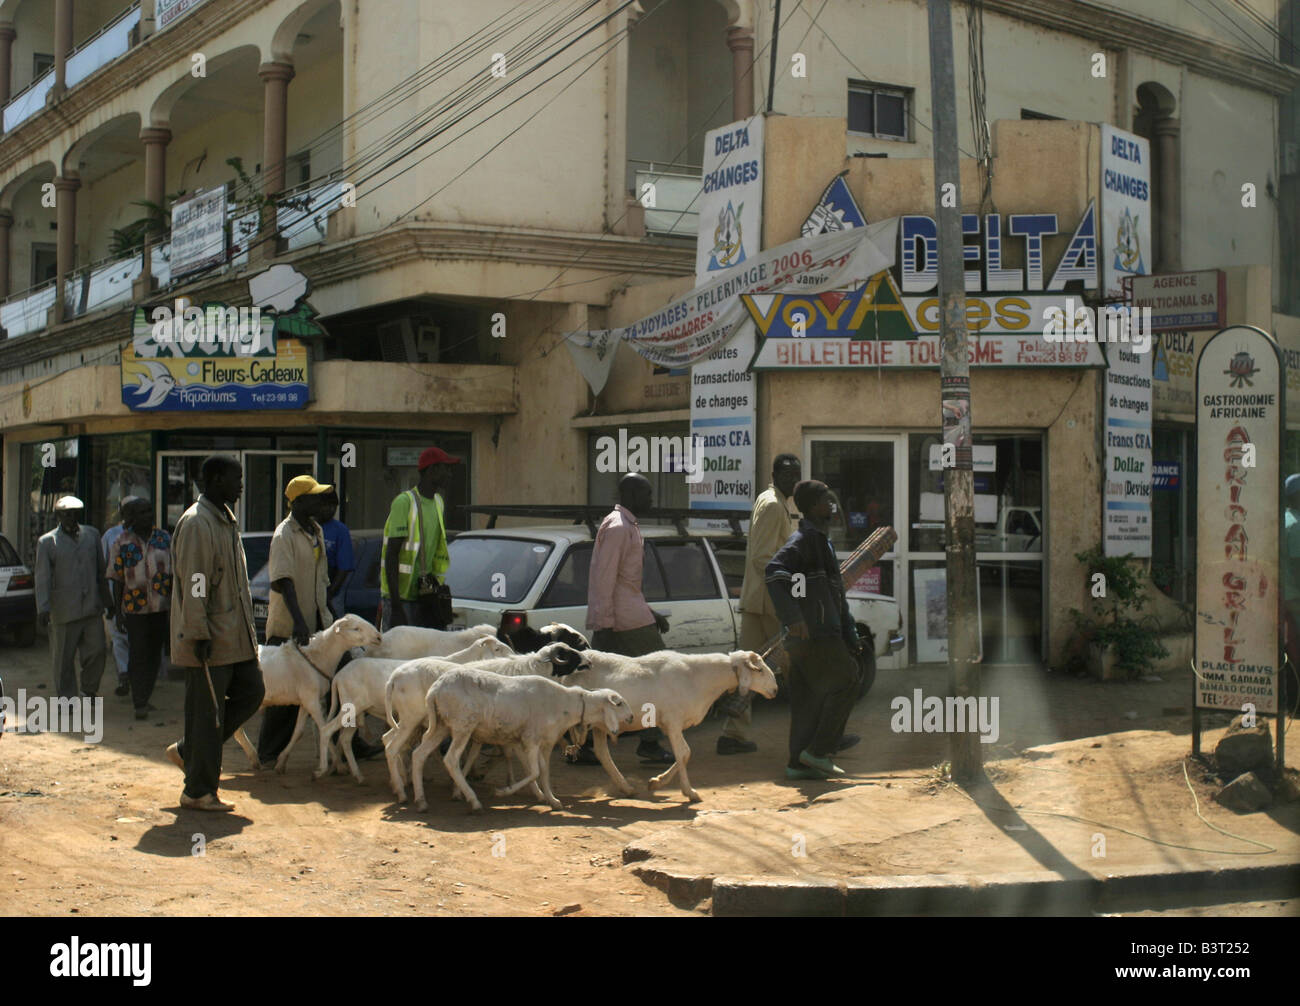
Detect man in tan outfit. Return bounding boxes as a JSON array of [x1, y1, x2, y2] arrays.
[[165, 456, 263, 812], [717, 454, 802, 755]]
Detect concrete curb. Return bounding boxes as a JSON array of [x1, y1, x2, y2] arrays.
[[707, 863, 1300, 916]]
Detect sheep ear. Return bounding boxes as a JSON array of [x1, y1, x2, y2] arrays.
[[746, 651, 763, 672], [607, 693, 620, 706]]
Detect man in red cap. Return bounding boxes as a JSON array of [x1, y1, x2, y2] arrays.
[[380, 447, 459, 630]]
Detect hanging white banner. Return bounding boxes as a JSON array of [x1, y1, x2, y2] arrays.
[[563, 329, 619, 396], [597, 219, 899, 370]]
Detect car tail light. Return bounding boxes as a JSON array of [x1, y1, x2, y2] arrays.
[[500, 611, 528, 634], [9, 573, 32, 590]]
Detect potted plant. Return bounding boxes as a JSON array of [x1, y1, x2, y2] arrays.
[[1070, 546, 1170, 680]]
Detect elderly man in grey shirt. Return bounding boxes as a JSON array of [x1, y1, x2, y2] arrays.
[[35, 495, 113, 699]]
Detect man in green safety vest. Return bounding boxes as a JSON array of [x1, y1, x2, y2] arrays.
[[380, 446, 459, 631]]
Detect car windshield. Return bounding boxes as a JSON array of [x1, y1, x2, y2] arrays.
[[445, 536, 553, 604], [0, 535, 21, 567]]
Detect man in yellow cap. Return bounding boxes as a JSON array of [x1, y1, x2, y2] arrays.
[[257, 474, 335, 767]]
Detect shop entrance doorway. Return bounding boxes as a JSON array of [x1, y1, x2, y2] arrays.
[[806, 431, 1046, 666], [156, 450, 337, 532]]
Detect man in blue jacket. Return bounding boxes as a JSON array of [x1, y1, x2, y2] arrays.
[[765, 480, 862, 779]]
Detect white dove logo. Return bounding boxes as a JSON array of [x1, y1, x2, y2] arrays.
[[133, 360, 179, 408]]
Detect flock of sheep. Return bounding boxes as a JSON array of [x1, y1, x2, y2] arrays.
[[242, 614, 779, 813]]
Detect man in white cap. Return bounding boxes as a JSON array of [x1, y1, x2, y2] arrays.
[[34, 496, 113, 699]]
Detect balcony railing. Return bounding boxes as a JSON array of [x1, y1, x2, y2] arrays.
[[3, 4, 140, 132], [67, 5, 141, 89], [630, 159, 701, 238], [0, 171, 345, 338]]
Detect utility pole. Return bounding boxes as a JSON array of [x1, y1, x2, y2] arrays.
[[927, 0, 983, 783]]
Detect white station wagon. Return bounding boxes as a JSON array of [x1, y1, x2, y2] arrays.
[[445, 506, 905, 698]]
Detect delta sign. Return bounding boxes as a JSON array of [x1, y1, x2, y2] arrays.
[[746, 201, 1107, 369]]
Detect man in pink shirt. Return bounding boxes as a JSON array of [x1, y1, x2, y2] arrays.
[[581, 472, 674, 765]]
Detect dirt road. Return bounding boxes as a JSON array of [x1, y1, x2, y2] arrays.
[[2, 641, 1293, 916]]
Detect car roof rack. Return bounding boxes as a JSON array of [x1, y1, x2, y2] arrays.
[[462, 504, 752, 539]]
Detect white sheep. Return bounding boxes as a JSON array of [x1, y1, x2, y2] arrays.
[[362, 623, 500, 661], [564, 649, 779, 802], [380, 642, 589, 802], [233, 614, 383, 774], [409, 667, 633, 812], [315, 635, 513, 782]]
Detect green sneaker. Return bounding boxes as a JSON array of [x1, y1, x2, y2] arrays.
[[798, 750, 845, 776], [785, 765, 829, 781]]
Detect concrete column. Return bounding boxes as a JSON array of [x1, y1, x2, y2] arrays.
[[726, 26, 754, 121], [53, 173, 79, 323], [140, 126, 171, 219], [137, 127, 171, 295], [258, 61, 295, 256], [1154, 116, 1181, 272], [0, 208, 12, 300], [0, 22, 16, 109], [52, 0, 72, 97], [259, 61, 296, 198]]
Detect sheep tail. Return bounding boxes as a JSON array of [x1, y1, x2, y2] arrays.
[[384, 674, 398, 729]]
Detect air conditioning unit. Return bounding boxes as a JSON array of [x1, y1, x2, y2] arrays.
[[377, 319, 441, 363]]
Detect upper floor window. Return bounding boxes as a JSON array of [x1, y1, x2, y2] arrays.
[[847, 81, 911, 141], [33, 53, 54, 78]]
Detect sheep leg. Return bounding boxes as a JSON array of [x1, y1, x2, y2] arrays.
[[442, 733, 482, 812], [652, 725, 699, 802], [451, 741, 482, 801], [535, 744, 562, 810], [314, 711, 344, 780], [494, 744, 541, 798], [233, 727, 260, 770], [275, 705, 313, 774], [409, 723, 446, 811], [338, 723, 365, 784], [592, 729, 635, 796], [382, 721, 415, 801]]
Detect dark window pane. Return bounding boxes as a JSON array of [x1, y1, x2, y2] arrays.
[[877, 94, 906, 138], [655, 540, 717, 600], [539, 544, 592, 609], [708, 538, 747, 598], [642, 542, 668, 602], [847, 89, 874, 134], [445, 536, 553, 604]]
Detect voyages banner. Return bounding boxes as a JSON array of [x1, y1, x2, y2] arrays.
[[604, 218, 900, 371]]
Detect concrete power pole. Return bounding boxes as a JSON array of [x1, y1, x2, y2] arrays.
[[927, 0, 983, 783]]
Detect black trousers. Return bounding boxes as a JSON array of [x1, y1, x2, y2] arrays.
[[786, 636, 859, 766], [179, 658, 265, 799], [124, 611, 168, 712]]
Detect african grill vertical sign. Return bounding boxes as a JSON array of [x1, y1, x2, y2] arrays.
[[1195, 326, 1283, 716]]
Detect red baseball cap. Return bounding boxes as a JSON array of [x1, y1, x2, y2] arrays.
[[418, 446, 462, 470]]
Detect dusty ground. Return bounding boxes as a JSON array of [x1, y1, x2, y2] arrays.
[[1, 640, 1296, 916]]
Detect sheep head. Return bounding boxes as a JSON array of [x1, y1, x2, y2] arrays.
[[539, 622, 590, 651], [537, 642, 590, 677], [732, 650, 779, 699], [585, 688, 634, 734], [464, 635, 514, 660], [330, 614, 382, 649]]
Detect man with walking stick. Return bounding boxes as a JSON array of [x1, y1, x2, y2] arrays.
[[165, 456, 264, 812]]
